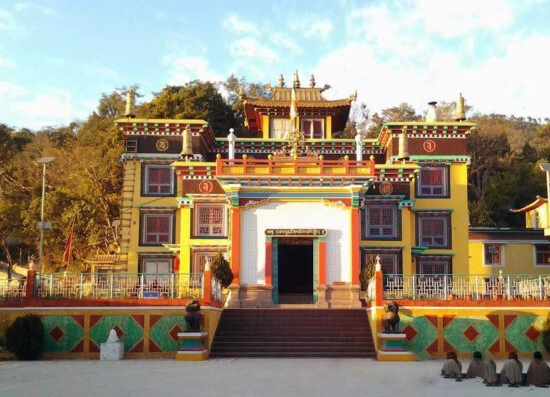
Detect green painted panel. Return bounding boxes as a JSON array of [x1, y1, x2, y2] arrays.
[[443, 316, 499, 354], [150, 315, 186, 352], [505, 314, 547, 353], [89, 315, 144, 352], [399, 314, 437, 360], [42, 315, 84, 353]]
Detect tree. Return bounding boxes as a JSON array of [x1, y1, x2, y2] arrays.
[[366, 103, 421, 138], [210, 252, 234, 288], [139, 81, 237, 137], [340, 102, 369, 138], [221, 74, 272, 137]]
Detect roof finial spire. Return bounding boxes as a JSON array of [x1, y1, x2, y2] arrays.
[[309, 74, 316, 88], [278, 74, 285, 87], [455, 93, 466, 121], [293, 70, 300, 88], [124, 89, 136, 118]]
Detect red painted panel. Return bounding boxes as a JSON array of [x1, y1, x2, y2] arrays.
[[503, 315, 517, 328], [89, 340, 100, 353], [130, 339, 144, 353], [89, 315, 102, 328], [149, 339, 162, 353], [486, 314, 499, 328], [72, 314, 85, 329], [71, 340, 84, 353], [131, 314, 145, 328], [442, 315, 455, 328], [425, 315, 438, 328], [149, 314, 162, 328]]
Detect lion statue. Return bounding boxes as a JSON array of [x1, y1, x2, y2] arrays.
[[382, 300, 400, 333], [184, 299, 202, 332]]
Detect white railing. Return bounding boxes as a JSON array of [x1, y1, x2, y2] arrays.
[[382, 274, 550, 300], [33, 273, 204, 300], [0, 279, 26, 300]]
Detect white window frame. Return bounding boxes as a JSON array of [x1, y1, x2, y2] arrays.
[[417, 214, 450, 248], [483, 243, 505, 267], [534, 244, 550, 267], [300, 118, 325, 139], [194, 203, 227, 237], [142, 257, 172, 284], [141, 213, 174, 245], [366, 204, 398, 239], [144, 164, 174, 195], [270, 117, 293, 139], [417, 166, 448, 197]]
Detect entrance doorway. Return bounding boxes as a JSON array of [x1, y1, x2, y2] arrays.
[[277, 238, 313, 304]]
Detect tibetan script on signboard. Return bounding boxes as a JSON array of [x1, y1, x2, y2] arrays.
[[265, 229, 326, 237]]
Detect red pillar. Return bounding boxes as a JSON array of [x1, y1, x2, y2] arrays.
[[350, 207, 360, 286], [231, 207, 240, 285], [26, 270, 36, 300], [318, 239, 326, 286], [203, 269, 212, 304], [375, 269, 383, 306], [265, 239, 272, 286]]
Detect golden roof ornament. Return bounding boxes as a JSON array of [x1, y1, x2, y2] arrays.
[[181, 124, 193, 157], [455, 93, 466, 121], [124, 89, 136, 118], [397, 126, 409, 160], [278, 74, 285, 87], [309, 74, 316, 88], [293, 70, 301, 88]]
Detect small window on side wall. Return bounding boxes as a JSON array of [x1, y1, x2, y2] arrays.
[[535, 244, 550, 266], [417, 165, 448, 198], [144, 165, 174, 196], [484, 244, 504, 266]]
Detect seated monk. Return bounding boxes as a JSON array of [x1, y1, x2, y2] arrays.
[[466, 351, 485, 378], [500, 351, 524, 387], [466, 351, 498, 385], [526, 351, 550, 387], [441, 351, 463, 379]]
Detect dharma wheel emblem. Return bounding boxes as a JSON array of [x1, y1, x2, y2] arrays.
[[156, 138, 169, 152], [379, 182, 393, 195]]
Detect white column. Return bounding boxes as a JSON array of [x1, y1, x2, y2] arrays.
[[355, 132, 362, 162], [228, 128, 236, 160]]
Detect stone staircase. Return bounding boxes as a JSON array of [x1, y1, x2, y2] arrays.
[[210, 309, 376, 358]]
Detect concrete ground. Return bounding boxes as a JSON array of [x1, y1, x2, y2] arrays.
[[0, 358, 544, 397]]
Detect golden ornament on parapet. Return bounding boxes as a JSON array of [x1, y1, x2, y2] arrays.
[[156, 138, 169, 152]]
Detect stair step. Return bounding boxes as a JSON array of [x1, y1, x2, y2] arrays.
[[211, 308, 376, 358]]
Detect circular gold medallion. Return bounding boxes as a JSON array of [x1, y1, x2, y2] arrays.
[[379, 181, 393, 195], [156, 138, 169, 152]]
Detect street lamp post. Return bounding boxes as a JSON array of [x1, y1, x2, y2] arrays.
[[38, 157, 54, 273]]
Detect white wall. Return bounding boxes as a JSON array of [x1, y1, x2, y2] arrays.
[[240, 201, 351, 285]]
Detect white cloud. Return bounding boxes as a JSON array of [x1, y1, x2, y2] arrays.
[[81, 63, 119, 80], [223, 14, 259, 35], [162, 54, 224, 85], [0, 9, 16, 31], [304, 20, 333, 40], [229, 37, 278, 61], [0, 56, 16, 68], [270, 33, 301, 54], [8, 88, 86, 129], [13, 2, 55, 16], [412, 0, 514, 38], [0, 81, 26, 97]]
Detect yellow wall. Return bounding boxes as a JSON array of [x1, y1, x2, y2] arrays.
[[413, 163, 470, 273], [469, 241, 550, 275]]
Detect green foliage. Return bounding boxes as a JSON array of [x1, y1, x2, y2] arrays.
[[5, 314, 44, 360], [210, 252, 234, 288], [139, 81, 236, 137], [359, 255, 377, 291], [366, 103, 421, 138]]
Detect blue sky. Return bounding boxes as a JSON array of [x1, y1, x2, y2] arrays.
[[0, 0, 549, 130]]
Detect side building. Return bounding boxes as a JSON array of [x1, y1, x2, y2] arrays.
[[115, 73, 477, 307]]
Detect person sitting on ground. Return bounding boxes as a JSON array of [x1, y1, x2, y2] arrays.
[[526, 351, 550, 387], [465, 351, 498, 385], [500, 351, 524, 387], [441, 351, 463, 379], [466, 351, 486, 378]]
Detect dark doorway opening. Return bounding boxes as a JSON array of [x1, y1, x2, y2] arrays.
[[277, 238, 313, 304]]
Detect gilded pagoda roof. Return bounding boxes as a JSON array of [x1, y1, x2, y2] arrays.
[[245, 87, 355, 108]]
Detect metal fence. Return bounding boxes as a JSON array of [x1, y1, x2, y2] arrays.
[[382, 274, 550, 300], [33, 273, 205, 300], [0, 279, 26, 301]]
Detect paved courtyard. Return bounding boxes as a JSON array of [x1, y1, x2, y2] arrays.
[[0, 358, 545, 397]]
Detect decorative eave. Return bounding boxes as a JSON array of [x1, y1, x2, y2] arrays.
[[378, 122, 477, 148], [388, 155, 471, 164], [84, 253, 128, 264], [510, 195, 548, 214]]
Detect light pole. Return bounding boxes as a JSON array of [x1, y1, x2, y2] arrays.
[[539, 163, 550, 235], [38, 156, 54, 273]]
